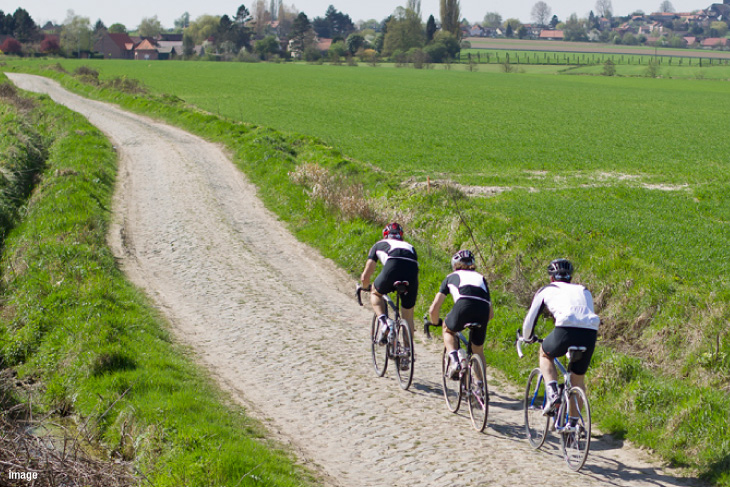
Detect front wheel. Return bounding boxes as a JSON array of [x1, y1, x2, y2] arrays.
[[395, 320, 414, 390], [523, 368, 549, 449], [467, 354, 489, 432], [560, 387, 591, 471], [370, 314, 387, 377], [441, 348, 461, 412]]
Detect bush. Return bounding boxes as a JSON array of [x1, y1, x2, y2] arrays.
[[603, 59, 616, 76], [0, 38, 22, 56]]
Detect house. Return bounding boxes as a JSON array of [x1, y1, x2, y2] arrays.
[[539, 30, 564, 40], [157, 40, 183, 59], [94, 33, 135, 59], [468, 24, 485, 37], [683, 36, 698, 46], [701, 37, 728, 47], [317, 37, 332, 54], [134, 38, 159, 60]]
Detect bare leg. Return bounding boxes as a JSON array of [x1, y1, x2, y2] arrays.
[[443, 324, 460, 353], [470, 343, 486, 382], [539, 345, 558, 384], [370, 291, 386, 318], [569, 373, 586, 417], [401, 306, 415, 336]]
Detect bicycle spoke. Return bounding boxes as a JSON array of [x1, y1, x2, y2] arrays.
[[467, 354, 488, 432], [395, 321, 414, 390], [523, 368, 549, 449], [560, 387, 591, 471], [441, 348, 461, 412], [370, 314, 387, 377]]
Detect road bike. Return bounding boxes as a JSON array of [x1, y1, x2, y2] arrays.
[[356, 282, 414, 390], [424, 319, 489, 432], [516, 330, 592, 471]]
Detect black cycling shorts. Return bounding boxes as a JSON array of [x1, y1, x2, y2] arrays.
[[373, 259, 419, 309], [445, 298, 490, 347], [541, 327, 597, 376]]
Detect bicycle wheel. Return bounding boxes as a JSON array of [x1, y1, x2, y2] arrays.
[[467, 354, 489, 432], [441, 348, 461, 412], [523, 368, 550, 449], [560, 387, 591, 471], [394, 320, 414, 390], [370, 314, 387, 377]]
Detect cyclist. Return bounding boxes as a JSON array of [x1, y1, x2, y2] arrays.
[[522, 258, 600, 424], [360, 222, 419, 345], [428, 250, 493, 380]]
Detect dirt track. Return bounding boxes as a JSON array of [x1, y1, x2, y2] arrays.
[[6, 72, 704, 487]]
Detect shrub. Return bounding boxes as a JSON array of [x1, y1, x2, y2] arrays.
[[0, 38, 22, 56], [603, 59, 616, 76]]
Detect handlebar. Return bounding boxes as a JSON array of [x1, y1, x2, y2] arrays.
[[355, 284, 371, 306], [515, 329, 542, 359], [423, 316, 442, 339]]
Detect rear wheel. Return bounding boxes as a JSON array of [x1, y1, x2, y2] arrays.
[[441, 348, 461, 412], [560, 387, 591, 471], [370, 314, 387, 377], [395, 320, 414, 390], [467, 354, 489, 432], [524, 368, 549, 449]]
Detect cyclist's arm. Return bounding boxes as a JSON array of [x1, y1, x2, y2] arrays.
[[360, 258, 377, 289], [522, 291, 546, 340], [428, 292, 447, 325]]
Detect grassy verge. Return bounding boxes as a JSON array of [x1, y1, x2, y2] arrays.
[[0, 76, 317, 486], [2, 62, 728, 484]]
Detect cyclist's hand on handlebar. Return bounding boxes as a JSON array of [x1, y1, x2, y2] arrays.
[[524, 334, 538, 344]]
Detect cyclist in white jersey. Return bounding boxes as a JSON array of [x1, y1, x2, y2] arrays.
[[360, 222, 419, 343], [522, 258, 600, 417], [428, 250, 493, 379]]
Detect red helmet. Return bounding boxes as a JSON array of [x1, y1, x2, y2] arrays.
[[383, 222, 403, 240]]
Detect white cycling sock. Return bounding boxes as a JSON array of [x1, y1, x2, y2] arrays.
[[547, 380, 559, 399]]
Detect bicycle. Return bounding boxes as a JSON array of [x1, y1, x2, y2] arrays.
[[515, 330, 592, 471], [356, 283, 414, 390], [424, 318, 489, 432]]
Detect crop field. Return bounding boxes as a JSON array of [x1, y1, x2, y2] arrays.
[[34, 59, 730, 283]]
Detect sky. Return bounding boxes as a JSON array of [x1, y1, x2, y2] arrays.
[[5, 0, 708, 30]]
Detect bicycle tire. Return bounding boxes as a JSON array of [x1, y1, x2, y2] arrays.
[[370, 314, 387, 377], [467, 354, 489, 432], [441, 348, 461, 412], [560, 387, 591, 471], [394, 320, 414, 390], [523, 368, 549, 449]]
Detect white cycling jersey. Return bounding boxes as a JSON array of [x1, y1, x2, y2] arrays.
[[522, 281, 600, 339]]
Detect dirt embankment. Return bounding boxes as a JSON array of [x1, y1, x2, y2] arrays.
[[6, 73, 704, 487]]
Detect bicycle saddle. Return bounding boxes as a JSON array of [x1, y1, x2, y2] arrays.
[[394, 281, 410, 294], [464, 322, 484, 329], [567, 346, 587, 363]]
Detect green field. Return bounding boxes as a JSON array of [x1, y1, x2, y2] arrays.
[[3, 57, 730, 483]]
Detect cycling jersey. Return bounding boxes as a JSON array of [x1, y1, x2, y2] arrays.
[[368, 239, 419, 309], [367, 239, 418, 266], [440, 270, 491, 346], [439, 270, 490, 304], [522, 281, 600, 340]]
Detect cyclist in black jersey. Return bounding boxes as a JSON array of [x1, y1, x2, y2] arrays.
[[428, 250, 493, 379], [360, 222, 419, 343]]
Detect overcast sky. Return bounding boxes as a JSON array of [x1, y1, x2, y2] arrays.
[[8, 0, 706, 30]]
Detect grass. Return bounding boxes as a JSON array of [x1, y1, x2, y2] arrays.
[[0, 76, 317, 486], [2, 57, 730, 484]]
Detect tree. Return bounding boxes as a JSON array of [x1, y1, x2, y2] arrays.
[[531, 1, 552, 27], [425, 15, 437, 42], [407, 0, 422, 18], [60, 10, 92, 57], [594, 0, 612, 19], [563, 13, 588, 41], [186, 15, 221, 45], [251, 0, 270, 37], [312, 17, 331, 38], [483, 12, 502, 30], [382, 6, 424, 56], [109, 23, 127, 34], [326, 5, 355, 38], [505, 23, 513, 37], [0, 37, 22, 54], [255, 34, 279, 58], [174, 12, 190, 31], [289, 12, 315, 54], [440, 0, 461, 39], [659, 1, 675, 13], [710, 21, 728, 37], [504, 18, 522, 35], [138, 16, 163, 38], [11, 8, 38, 43], [549, 14, 560, 28], [345, 33, 365, 54], [40, 36, 61, 54]]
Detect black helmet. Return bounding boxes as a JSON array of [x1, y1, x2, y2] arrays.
[[451, 249, 475, 270], [383, 222, 404, 240], [547, 258, 573, 282]]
